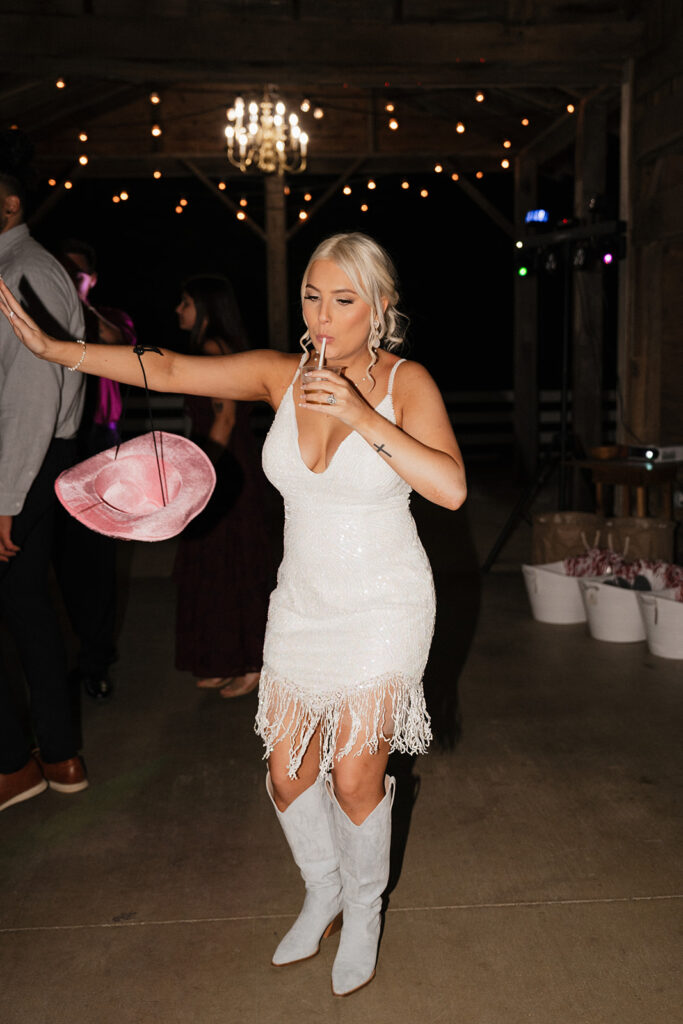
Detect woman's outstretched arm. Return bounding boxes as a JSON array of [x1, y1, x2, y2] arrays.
[[0, 278, 283, 405]]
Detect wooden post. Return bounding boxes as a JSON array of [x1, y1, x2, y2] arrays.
[[513, 154, 539, 480], [616, 60, 634, 452], [264, 173, 289, 351], [572, 94, 607, 458]]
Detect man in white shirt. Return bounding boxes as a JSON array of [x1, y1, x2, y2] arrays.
[[0, 133, 89, 811]]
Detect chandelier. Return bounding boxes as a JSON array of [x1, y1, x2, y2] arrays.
[[225, 89, 308, 174]]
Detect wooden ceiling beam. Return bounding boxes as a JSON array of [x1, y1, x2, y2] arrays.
[[21, 84, 142, 134], [0, 15, 643, 89]]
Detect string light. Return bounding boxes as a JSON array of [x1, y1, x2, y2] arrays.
[[153, 169, 162, 179], [120, 191, 129, 200], [367, 180, 376, 190], [151, 124, 162, 137], [516, 240, 524, 248], [239, 197, 248, 207], [475, 171, 484, 179], [360, 203, 368, 212], [401, 180, 409, 189], [78, 155, 88, 166], [218, 181, 226, 190], [451, 172, 459, 182], [47, 177, 56, 187], [521, 117, 530, 126], [283, 185, 291, 195], [299, 210, 308, 220], [503, 139, 512, 149], [313, 108, 324, 119], [78, 132, 88, 142], [343, 185, 352, 195], [420, 189, 429, 198], [64, 180, 73, 189], [385, 103, 395, 112], [456, 122, 465, 134], [304, 192, 312, 202], [237, 210, 246, 221], [501, 159, 510, 169], [56, 78, 66, 89], [175, 205, 183, 214], [434, 164, 443, 173], [300, 99, 311, 112], [388, 119, 399, 130], [149, 92, 161, 104], [475, 91, 485, 102], [179, 198, 187, 207], [566, 104, 575, 114], [113, 195, 120, 204]]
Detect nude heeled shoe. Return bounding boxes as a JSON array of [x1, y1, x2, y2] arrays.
[[266, 773, 343, 966], [327, 774, 395, 996]]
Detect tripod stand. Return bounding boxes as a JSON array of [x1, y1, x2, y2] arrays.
[[482, 238, 575, 573]]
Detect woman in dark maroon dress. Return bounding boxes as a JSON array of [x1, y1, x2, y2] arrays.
[[173, 275, 272, 697]]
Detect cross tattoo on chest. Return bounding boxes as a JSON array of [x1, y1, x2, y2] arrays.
[[373, 442, 392, 458]]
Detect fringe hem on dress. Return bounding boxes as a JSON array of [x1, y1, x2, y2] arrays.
[[254, 669, 433, 780]]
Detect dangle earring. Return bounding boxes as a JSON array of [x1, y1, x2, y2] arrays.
[[299, 329, 314, 359]]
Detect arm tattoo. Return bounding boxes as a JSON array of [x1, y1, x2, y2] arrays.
[[373, 442, 392, 458]]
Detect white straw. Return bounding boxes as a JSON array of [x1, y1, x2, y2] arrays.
[[317, 336, 326, 368]]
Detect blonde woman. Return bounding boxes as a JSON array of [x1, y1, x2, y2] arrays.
[[0, 232, 466, 996]]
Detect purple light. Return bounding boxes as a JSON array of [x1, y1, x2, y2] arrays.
[[602, 252, 614, 265]]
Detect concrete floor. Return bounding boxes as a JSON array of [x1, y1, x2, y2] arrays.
[[1, 467, 681, 1024]]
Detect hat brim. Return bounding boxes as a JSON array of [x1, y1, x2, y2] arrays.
[[55, 431, 216, 541]]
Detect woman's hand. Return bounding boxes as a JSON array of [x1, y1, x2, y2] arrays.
[[0, 278, 52, 358], [298, 368, 372, 430]]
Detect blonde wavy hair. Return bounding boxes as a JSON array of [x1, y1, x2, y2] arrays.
[[299, 232, 407, 387]]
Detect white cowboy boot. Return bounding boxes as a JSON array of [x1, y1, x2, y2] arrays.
[[327, 774, 395, 996], [266, 773, 343, 966]]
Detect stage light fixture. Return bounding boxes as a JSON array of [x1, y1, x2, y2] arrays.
[[525, 209, 549, 224]]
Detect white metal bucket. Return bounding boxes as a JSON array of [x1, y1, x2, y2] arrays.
[[578, 577, 646, 643], [522, 562, 586, 624], [637, 590, 683, 659]]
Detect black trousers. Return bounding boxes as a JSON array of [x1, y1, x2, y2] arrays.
[[0, 438, 79, 773], [52, 423, 119, 677]]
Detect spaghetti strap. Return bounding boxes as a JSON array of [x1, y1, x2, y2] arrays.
[[387, 358, 406, 396]]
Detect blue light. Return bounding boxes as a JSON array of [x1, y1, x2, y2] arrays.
[[525, 209, 549, 224]]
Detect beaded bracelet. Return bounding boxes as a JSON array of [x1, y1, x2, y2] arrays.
[[67, 339, 86, 372]]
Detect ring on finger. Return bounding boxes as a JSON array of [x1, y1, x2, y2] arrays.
[[326, 393, 337, 405]]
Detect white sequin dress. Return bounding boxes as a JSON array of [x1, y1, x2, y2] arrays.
[[255, 358, 434, 778]]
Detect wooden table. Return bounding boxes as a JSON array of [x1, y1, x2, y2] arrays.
[[573, 459, 680, 518]]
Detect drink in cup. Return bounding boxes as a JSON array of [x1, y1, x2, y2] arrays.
[[301, 348, 343, 404]]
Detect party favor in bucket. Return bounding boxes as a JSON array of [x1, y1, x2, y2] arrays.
[[578, 578, 646, 643], [522, 562, 586, 624], [637, 590, 683, 659]]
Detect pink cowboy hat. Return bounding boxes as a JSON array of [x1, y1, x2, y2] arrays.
[[55, 431, 216, 541]]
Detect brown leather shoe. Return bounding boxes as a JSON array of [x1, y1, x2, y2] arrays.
[[0, 755, 48, 812], [37, 754, 89, 794]]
